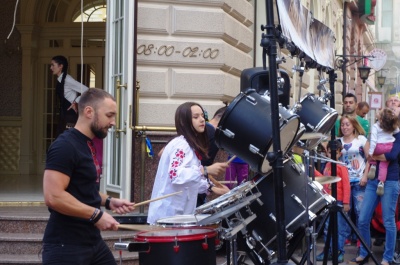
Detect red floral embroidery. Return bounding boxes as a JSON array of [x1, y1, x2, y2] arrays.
[[169, 148, 186, 179]]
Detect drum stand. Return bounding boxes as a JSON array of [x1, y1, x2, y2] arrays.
[[260, 1, 295, 264], [222, 209, 259, 265]]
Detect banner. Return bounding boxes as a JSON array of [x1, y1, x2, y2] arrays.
[[277, 0, 335, 69]]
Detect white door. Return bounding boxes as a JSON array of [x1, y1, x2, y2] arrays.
[[102, 0, 136, 199]]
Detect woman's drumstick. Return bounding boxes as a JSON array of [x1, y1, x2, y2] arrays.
[[134, 191, 183, 207], [209, 175, 224, 188], [208, 155, 237, 188], [227, 155, 237, 164]]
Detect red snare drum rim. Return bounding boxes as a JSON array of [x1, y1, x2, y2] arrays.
[[135, 228, 217, 243]]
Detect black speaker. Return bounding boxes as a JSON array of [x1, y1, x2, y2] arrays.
[[240, 67, 291, 107]]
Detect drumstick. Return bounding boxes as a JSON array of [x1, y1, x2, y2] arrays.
[[227, 155, 237, 164], [209, 174, 224, 188], [219, 180, 237, 184], [134, 191, 183, 207], [113, 191, 183, 213], [118, 224, 160, 231]]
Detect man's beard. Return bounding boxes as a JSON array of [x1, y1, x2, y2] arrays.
[[91, 114, 108, 139]]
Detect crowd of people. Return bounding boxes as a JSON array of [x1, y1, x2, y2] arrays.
[[315, 94, 400, 265]]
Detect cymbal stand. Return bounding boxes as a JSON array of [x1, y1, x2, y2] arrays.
[[302, 149, 316, 265]]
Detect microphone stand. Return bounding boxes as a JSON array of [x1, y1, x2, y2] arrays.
[[261, 1, 292, 264]]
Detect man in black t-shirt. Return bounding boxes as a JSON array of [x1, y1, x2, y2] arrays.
[[42, 88, 135, 265]]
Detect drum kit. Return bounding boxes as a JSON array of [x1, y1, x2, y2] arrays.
[[114, 81, 343, 265]]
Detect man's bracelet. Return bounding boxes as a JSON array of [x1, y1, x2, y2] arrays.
[[92, 210, 103, 224], [105, 196, 112, 210], [89, 208, 99, 222]]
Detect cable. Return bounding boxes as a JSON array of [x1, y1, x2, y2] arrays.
[[80, 0, 84, 93], [6, 0, 19, 40]]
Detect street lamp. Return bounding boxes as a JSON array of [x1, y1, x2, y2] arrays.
[[377, 70, 386, 88], [358, 64, 371, 83]]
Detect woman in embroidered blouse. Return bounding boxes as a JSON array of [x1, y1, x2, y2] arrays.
[[50, 55, 89, 136], [147, 102, 229, 224]]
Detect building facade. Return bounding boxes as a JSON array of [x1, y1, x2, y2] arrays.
[[0, 0, 378, 203]]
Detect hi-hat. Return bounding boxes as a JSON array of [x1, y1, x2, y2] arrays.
[[300, 133, 326, 140], [313, 176, 341, 185]]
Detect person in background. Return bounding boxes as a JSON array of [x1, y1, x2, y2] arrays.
[[367, 108, 399, 196], [316, 140, 350, 263], [42, 88, 135, 264], [350, 132, 400, 265], [51, 55, 89, 137], [224, 155, 249, 189], [356, 102, 370, 119], [335, 93, 370, 137], [386, 95, 400, 118], [147, 102, 229, 224], [338, 114, 368, 249]]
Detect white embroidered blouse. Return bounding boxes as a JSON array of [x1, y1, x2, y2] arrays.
[[147, 135, 209, 224]]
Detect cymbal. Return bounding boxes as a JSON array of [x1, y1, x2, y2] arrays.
[[300, 133, 326, 140], [313, 176, 341, 185]]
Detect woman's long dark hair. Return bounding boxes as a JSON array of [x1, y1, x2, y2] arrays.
[[175, 102, 209, 159], [52, 55, 68, 101]]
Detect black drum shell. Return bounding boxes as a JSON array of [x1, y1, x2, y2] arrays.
[[215, 90, 299, 173], [136, 228, 217, 265]]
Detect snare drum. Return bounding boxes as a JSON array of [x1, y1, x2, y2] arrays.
[[195, 181, 259, 225], [215, 90, 300, 173], [135, 228, 217, 265], [156, 214, 222, 250], [295, 93, 338, 149]]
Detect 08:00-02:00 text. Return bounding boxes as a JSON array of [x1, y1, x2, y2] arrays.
[[137, 44, 219, 59]]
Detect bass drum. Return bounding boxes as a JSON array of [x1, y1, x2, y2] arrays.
[[239, 159, 334, 264], [215, 90, 300, 173]]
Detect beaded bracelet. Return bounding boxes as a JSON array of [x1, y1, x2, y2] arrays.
[[92, 210, 103, 224], [89, 208, 99, 222]]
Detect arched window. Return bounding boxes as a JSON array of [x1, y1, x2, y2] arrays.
[[73, 4, 107, 22]]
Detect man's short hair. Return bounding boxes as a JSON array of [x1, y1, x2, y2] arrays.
[[78, 88, 115, 114], [344, 93, 357, 103]]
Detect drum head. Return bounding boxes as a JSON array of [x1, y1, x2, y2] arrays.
[[156, 214, 212, 227]]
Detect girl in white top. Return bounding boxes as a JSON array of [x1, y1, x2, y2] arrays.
[[147, 102, 229, 224], [367, 108, 399, 195]]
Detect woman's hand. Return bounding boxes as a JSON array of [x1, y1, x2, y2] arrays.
[[207, 162, 229, 177], [343, 203, 350, 212], [67, 102, 78, 113], [359, 175, 367, 186], [211, 184, 230, 196]]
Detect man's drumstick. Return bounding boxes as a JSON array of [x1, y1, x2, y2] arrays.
[[113, 191, 183, 212], [134, 191, 183, 207]]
